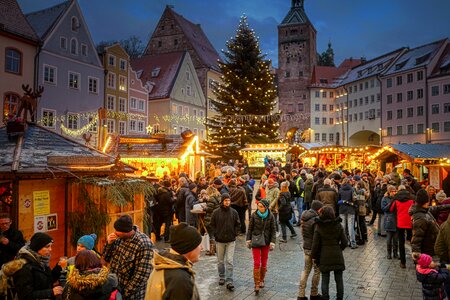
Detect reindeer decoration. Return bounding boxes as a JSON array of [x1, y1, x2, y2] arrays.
[[16, 84, 44, 123]]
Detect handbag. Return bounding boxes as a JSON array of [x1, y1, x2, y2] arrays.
[[251, 216, 267, 248]]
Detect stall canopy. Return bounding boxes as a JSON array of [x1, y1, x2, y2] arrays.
[[368, 144, 450, 165]]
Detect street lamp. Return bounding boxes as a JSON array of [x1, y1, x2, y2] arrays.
[[426, 128, 432, 144], [379, 128, 383, 146]]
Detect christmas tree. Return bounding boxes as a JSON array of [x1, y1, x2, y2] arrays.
[[206, 16, 278, 159]]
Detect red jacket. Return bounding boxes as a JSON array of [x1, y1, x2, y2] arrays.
[[390, 189, 414, 229]]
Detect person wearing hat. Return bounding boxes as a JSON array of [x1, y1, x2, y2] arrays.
[[210, 193, 240, 291], [246, 199, 276, 295], [213, 178, 229, 195], [145, 223, 202, 300], [13, 232, 63, 299], [61, 233, 99, 274], [412, 252, 449, 300], [103, 214, 153, 299]]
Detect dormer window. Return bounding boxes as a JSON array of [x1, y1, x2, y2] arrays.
[[357, 71, 362, 77], [70, 38, 78, 55], [377, 63, 383, 71], [416, 53, 431, 65], [151, 68, 160, 77], [71, 17, 79, 32], [367, 67, 373, 74]]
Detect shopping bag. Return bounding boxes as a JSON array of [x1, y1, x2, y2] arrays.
[[201, 233, 210, 251]]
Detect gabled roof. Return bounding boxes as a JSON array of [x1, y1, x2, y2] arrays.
[[0, 0, 38, 42], [340, 48, 406, 85], [383, 39, 447, 76], [279, 3, 313, 27], [389, 144, 450, 160], [338, 58, 363, 70], [165, 7, 220, 71], [430, 43, 450, 78], [131, 52, 185, 100], [310, 59, 361, 88], [25, 0, 71, 40], [116, 134, 192, 158]]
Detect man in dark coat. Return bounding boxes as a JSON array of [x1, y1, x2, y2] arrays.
[[316, 179, 338, 215], [229, 179, 248, 234], [154, 181, 175, 242], [176, 177, 190, 222], [0, 213, 25, 268]]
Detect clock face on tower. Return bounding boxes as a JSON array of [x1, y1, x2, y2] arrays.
[[283, 42, 303, 58]]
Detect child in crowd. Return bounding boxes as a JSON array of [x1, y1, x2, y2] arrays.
[[413, 252, 448, 300]]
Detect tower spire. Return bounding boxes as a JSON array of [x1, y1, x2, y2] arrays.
[[291, 0, 304, 8]]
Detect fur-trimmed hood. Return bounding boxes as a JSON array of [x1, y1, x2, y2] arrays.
[[67, 266, 111, 291]]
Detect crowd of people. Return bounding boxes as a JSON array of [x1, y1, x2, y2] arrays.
[[2, 156, 450, 299]]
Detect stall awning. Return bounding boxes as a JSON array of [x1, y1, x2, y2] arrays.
[[369, 144, 450, 163]]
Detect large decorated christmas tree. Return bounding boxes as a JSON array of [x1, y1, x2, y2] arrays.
[[206, 16, 279, 159]]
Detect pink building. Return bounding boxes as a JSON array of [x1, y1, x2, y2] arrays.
[[128, 69, 149, 135]]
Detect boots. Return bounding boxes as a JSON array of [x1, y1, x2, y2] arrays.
[[387, 245, 392, 259], [259, 267, 267, 288], [393, 245, 399, 259], [206, 240, 216, 256], [253, 268, 261, 295]]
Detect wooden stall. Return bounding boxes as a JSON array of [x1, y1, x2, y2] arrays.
[[239, 143, 290, 176]]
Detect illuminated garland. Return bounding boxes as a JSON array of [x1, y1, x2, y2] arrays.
[[153, 114, 206, 125], [60, 116, 98, 136], [209, 113, 311, 124]]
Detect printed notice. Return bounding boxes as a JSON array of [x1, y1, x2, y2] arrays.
[[33, 190, 50, 216], [34, 216, 46, 232]]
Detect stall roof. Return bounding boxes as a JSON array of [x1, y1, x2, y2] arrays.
[[0, 123, 134, 177], [390, 144, 450, 160]]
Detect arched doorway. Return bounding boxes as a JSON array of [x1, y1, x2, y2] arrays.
[[348, 130, 380, 146]]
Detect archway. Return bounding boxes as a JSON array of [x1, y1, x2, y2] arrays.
[[348, 130, 380, 146]]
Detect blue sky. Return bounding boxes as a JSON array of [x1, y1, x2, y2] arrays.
[[18, 0, 450, 67]]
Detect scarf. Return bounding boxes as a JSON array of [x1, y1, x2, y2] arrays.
[[26, 246, 50, 269], [257, 209, 269, 219]]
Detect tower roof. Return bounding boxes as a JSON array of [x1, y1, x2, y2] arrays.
[[280, 0, 312, 26]]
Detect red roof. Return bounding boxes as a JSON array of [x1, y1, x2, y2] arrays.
[[338, 58, 362, 70], [0, 0, 38, 42], [131, 52, 185, 100], [310, 58, 362, 87]]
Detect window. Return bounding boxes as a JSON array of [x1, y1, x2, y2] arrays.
[[42, 109, 55, 128], [107, 119, 115, 134], [360, 83, 363, 90], [354, 113, 357, 121], [287, 104, 294, 113], [444, 84, 450, 94], [199, 110, 204, 118], [444, 103, 450, 113], [129, 120, 136, 131], [397, 93, 403, 102], [349, 101, 353, 108], [88, 77, 98, 93], [387, 111, 393, 120], [387, 95, 392, 104], [119, 98, 126, 112], [120, 59, 127, 71], [151, 68, 160, 77], [329, 118, 334, 125], [5, 48, 21, 74], [445, 122, 450, 132], [371, 95, 375, 103], [397, 126, 403, 135], [354, 99, 358, 107], [177, 105, 182, 115], [354, 85, 357, 92], [322, 133, 327, 141], [71, 17, 79, 32], [138, 100, 145, 111], [315, 117, 320, 125], [330, 105, 334, 111], [431, 86, 439, 96], [397, 109, 403, 119], [315, 104, 320, 111], [349, 114, 353, 122], [417, 106, 424, 116], [119, 121, 126, 135], [108, 55, 116, 66], [119, 76, 127, 91], [407, 107, 413, 118], [81, 44, 87, 56], [329, 133, 334, 142], [387, 127, 392, 136], [322, 104, 327, 111], [3, 93, 19, 122], [322, 91, 327, 98], [44, 65, 57, 84], [407, 73, 413, 83], [315, 91, 320, 98], [314, 133, 320, 142], [377, 109, 381, 118], [186, 86, 192, 96], [130, 97, 137, 109], [417, 71, 424, 81], [285, 71, 290, 78], [365, 97, 369, 105], [70, 38, 77, 55], [359, 112, 363, 120], [174, 39, 178, 46], [387, 78, 392, 88], [158, 41, 162, 47], [396, 76, 402, 86], [377, 94, 381, 102], [298, 103, 304, 111], [322, 117, 327, 125], [432, 122, 440, 133], [68, 72, 80, 89], [407, 90, 413, 101], [432, 104, 439, 114], [365, 82, 369, 89], [186, 71, 191, 80], [330, 92, 334, 98], [88, 116, 97, 132], [359, 98, 363, 106], [299, 71, 303, 77], [107, 95, 115, 110], [67, 113, 78, 129], [371, 79, 375, 88], [365, 111, 369, 120], [138, 121, 144, 132], [107, 72, 116, 89], [417, 124, 425, 134], [60, 37, 67, 50], [407, 124, 414, 134], [183, 106, 189, 116]]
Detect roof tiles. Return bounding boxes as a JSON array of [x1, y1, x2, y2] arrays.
[[0, 0, 38, 41], [25, 0, 70, 39]]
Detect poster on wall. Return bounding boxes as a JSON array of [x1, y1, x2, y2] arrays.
[[46, 214, 57, 231], [33, 190, 50, 216], [34, 216, 46, 232], [429, 167, 440, 190]]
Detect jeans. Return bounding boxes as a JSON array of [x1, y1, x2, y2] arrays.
[[280, 219, 296, 240], [357, 215, 367, 240], [290, 201, 297, 224], [340, 213, 356, 247], [397, 228, 410, 264], [216, 241, 235, 284], [386, 231, 398, 254], [377, 213, 386, 235], [296, 197, 304, 222], [321, 270, 344, 300], [252, 245, 270, 269], [298, 250, 320, 297]]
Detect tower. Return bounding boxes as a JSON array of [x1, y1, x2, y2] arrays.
[[277, 0, 317, 140]]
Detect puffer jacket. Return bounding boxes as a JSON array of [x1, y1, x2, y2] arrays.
[[156, 186, 174, 217], [437, 199, 450, 225], [381, 195, 397, 232], [210, 205, 240, 243], [145, 250, 200, 300], [266, 184, 280, 208], [311, 217, 347, 273], [435, 215, 450, 263], [300, 209, 319, 250], [416, 266, 448, 300], [338, 183, 355, 215], [185, 191, 198, 226], [390, 189, 414, 229], [278, 191, 292, 221], [204, 193, 221, 228], [303, 179, 314, 205], [246, 211, 276, 247], [62, 266, 117, 300]]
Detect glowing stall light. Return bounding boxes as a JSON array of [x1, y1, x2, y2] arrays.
[[102, 136, 112, 153], [180, 136, 199, 162]]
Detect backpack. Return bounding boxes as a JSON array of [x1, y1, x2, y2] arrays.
[[0, 258, 26, 300]]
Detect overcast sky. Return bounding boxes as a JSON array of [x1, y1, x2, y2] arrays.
[[18, 0, 450, 67]]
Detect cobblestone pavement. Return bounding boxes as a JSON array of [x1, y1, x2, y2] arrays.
[[166, 220, 423, 300]]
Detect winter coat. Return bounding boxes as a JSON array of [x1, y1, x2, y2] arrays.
[[289, 179, 300, 198], [0, 227, 25, 268], [145, 250, 200, 300], [13, 246, 59, 300], [246, 211, 276, 247], [338, 183, 356, 215], [311, 217, 347, 273], [278, 191, 292, 222], [265, 184, 280, 208], [155, 186, 174, 217], [303, 179, 314, 205], [229, 186, 248, 207], [311, 178, 324, 200], [255, 187, 265, 202], [176, 185, 190, 222], [316, 185, 338, 213], [62, 266, 118, 300], [300, 209, 320, 250], [374, 183, 387, 213], [437, 199, 450, 225], [435, 216, 450, 263], [242, 183, 254, 206], [416, 266, 448, 300], [381, 195, 397, 232], [185, 191, 198, 226], [204, 194, 221, 228], [210, 205, 240, 243], [390, 189, 414, 229]]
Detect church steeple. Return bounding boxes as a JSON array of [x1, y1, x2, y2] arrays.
[[282, 0, 310, 25]]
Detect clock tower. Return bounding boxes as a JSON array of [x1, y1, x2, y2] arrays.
[[278, 0, 317, 140]]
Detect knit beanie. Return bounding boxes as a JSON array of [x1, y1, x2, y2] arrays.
[[113, 215, 133, 233], [77, 234, 97, 250], [259, 199, 270, 209], [311, 200, 323, 212], [169, 222, 202, 254], [30, 232, 53, 252], [417, 253, 432, 268], [213, 179, 222, 186], [221, 193, 231, 203], [415, 189, 429, 206], [436, 191, 447, 203], [188, 183, 197, 191]]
